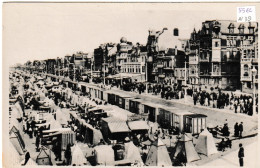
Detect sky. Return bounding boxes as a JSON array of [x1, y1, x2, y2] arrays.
[[3, 2, 256, 66]]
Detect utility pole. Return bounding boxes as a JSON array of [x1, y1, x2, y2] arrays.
[[90, 60, 93, 83], [146, 58, 148, 94], [252, 67, 257, 116], [184, 60, 187, 103]]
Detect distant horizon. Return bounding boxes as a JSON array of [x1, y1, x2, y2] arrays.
[[3, 3, 253, 66]]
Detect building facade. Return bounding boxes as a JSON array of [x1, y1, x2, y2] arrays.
[[188, 20, 258, 90]]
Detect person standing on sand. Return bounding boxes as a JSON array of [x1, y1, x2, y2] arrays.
[[238, 143, 244, 167]]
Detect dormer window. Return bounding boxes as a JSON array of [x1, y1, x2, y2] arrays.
[[238, 24, 245, 34], [249, 27, 254, 34], [248, 22, 255, 34], [228, 23, 235, 34]]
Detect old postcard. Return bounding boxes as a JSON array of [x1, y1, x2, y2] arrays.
[[2, 2, 260, 168]]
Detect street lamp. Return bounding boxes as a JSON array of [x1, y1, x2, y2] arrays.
[[252, 67, 257, 116]]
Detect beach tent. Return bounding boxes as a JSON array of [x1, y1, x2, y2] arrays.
[[94, 145, 114, 166], [36, 146, 52, 165], [9, 128, 25, 155], [145, 138, 172, 166], [71, 144, 86, 166], [55, 108, 68, 125], [173, 133, 200, 163], [195, 129, 218, 156], [124, 142, 143, 164]]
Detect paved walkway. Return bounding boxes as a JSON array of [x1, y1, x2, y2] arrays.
[[203, 140, 258, 167]]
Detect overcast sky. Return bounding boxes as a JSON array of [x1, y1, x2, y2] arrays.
[[3, 2, 256, 66]]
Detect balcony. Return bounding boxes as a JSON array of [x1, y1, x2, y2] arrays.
[[200, 58, 210, 62], [158, 74, 165, 78], [241, 58, 258, 63], [157, 64, 164, 68], [189, 73, 199, 77], [241, 76, 252, 81], [210, 72, 221, 76], [176, 76, 185, 80], [164, 67, 174, 71], [189, 60, 199, 64]]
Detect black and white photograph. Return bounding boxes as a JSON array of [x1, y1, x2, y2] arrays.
[[2, 2, 259, 167]]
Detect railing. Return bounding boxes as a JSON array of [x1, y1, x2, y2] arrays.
[[157, 64, 164, 68], [189, 60, 199, 64], [189, 73, 198, 77], [200, 58, 209, 62], [210, 72, 221, 76], [241, 58, 258, 63], [241, 76, 252, 81], [158, 74, 165, 78]]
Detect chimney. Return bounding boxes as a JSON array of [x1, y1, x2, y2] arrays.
[[173, 28, 179, 36]]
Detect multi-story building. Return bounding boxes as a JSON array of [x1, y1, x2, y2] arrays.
[[188, 29, 200, 85], [106, 43, 117, 75], [240, 22, 258, 93], [153, 47, 188, 85], [116, 37, 133, 73], [189, 20, 258, 90], [46, 59, 56, 75], [121, 46, 146, 74]]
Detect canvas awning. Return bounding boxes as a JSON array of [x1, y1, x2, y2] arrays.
[[43, 129, 74, 138], [127, 121, 149, 131], [108, 122, 130, 133]]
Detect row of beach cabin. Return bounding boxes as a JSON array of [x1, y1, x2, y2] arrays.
[[46, 74, 207, 135]]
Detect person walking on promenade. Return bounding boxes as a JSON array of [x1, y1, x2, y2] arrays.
[[239, 122, 243, 138], [35, 135, 40, 151], [238, 143, 244, 167], [193, 92, 197, 105], [234, 122, 239, 137], [28, 126, 33, 139]]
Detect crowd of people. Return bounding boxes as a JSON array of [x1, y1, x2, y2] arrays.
[[98, 78, 258, 118], [191, 88, 258, 116]]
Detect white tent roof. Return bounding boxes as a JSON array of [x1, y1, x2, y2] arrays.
[[174, 134, 200, 163], [195, 129, 218, 156], [71, 144, 86, 166], [124, 142, 143, 164], [94, 145, 114, 165], [145, 138, 172, 166], [9, 131, 25, 155]]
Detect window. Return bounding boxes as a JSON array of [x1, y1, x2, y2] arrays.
[[182, 44, 185, 48], [215, 42, 219, 47], [239, 28, 244, 34], [247, 81, 251, 88], [244, 64, 249, 72], [174, 28, 179, 36], [229, 28, 234, 34], [249, 28, 254, 34]]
